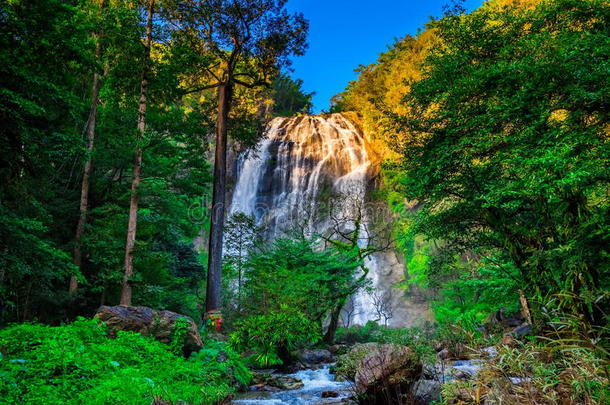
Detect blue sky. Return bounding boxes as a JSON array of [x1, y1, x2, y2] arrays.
[[285, 0, 484, 112]]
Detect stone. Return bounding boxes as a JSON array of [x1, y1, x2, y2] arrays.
[[354, 344, 422, 403], [321, 390, 340, 398], [422, 363, 442, 380], [328, 344, 349, 355], [412, 380, 442, 404], [509, 323, 533, 338], [95, 305, 202, 354], [267, 376, 304, 390], [437, 348, 451, 360], [296, 348, 333, 365], [333, 343, 378, 381], [501, 333, 516, 347], [480, 346, 498, 358]]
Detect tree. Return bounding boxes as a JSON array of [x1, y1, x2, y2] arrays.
[[223, 212, 262, 312], [0, 0, 92, 322], [241, 237, 361, 324], [120, 0, 155, 305], [0, 0, 212, 323], [392, 0, 609, 327], [70, 0, 109, 294], [270, 73, 313, 116], [172, 0, 308, 318], [319, 191, 395, 343]]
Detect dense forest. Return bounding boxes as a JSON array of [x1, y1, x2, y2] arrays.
[[0, 0, 608, 404]]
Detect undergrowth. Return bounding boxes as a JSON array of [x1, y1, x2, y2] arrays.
[[0, 318, 251, 404], [441, 342, 609, 404]]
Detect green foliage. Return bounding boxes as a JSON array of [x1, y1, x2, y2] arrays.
[[331, 343, 375, 381], [229, 307, 321, 367], [169, 317, 190, 355], [0, 0, 95, 323], [271, 73, 314, 116], [222, 212, 263, 321], [0, 319, 250, 404], [393, 0, 610, 327], [343, 0, 610, 341], [240, 237, 362, 323], [0, 0, 211, 323]]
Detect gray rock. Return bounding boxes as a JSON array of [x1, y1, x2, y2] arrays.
[[95, 305, 202, 354], [509, 376, 531, 384], [321, 390, 340, 398], [509, 323, 533, 338], [267, 376, 304, 390], [480, 346, 498, 358], [437, 348, 451, 360], [297, 349, 334, 365], [354, 344, 422, 402], [412, 380, 442, 404]]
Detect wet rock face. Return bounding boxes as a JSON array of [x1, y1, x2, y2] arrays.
[[322, 390, 340, 398], [354, 343, 422, 404], [412, 380, 442, 404], [94, 305, 202, 354], [296, 348, 334, 366], [268, 376, 304, 390]]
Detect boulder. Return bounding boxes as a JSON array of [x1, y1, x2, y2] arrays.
[[322, 390, 340, 398], [333, 343, 378, 381], [296, 348, 333, 365], [412, 380, 442, 404], [480, 346, 498, 358], [354, 344, 422, 404], [328, 344, 349, 355], [95, 305, 202, 354], [437, 348, 451, 360], [267, 376, 304, 390], [509, 323, 533, 338]]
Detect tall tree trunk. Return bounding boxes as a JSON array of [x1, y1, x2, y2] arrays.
[[120, 0, 154, 306], [205, 81, 232, 315], [324, 297, 347, 344], [69, 0, 108, 294]]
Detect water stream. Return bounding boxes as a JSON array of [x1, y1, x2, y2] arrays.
[[232, 365, 353, 405]]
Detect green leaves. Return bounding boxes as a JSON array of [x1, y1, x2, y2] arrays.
[[229, 306, 321, 367], [239, 237, 361, 323], [390, 0, 610, 326], [0, 319, 247, 404]]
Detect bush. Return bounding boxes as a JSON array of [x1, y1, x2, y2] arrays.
[[229, 307, 321, 367], [0, 318, 250, 404]]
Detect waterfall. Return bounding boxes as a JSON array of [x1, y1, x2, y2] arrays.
[[228, 113, 408, 326]]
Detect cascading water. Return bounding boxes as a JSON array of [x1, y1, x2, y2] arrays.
[[229, 113, 418, 326]]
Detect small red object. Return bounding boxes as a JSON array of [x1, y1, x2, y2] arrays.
[[204, 309, 223, 333]]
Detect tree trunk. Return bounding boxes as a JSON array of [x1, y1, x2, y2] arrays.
[[205, 81, 232, 315], [519, 289, 533, 324], [324, 298, 347, 344], [69, 0, 108, 294], [120, 0, 154, 306]]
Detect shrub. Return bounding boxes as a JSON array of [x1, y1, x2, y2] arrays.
[[229, 307, 321, 367], [0, 318, 250, 404]]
